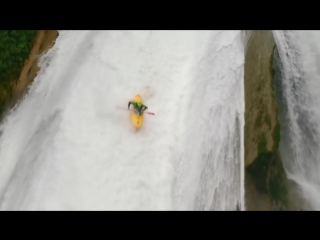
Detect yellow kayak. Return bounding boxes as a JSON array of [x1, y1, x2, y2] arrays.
[[130, 94, 144, 129]]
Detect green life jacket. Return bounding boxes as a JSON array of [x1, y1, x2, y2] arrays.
[[130, 101, 147, 110]]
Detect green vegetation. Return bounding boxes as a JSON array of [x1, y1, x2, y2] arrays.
[[269, 151, 288, 208], [258, 133, 267, 154], [247, 133, 269, 194], [0, 30, 37, 119], [246, 139, 288, 208], [270, 45, 276, 88], [247, 151, 270, 194], [273, 122, 281, 151]]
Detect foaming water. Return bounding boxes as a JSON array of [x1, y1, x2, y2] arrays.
[[0, 31, 244, 210], [272, 30, 320, 210]]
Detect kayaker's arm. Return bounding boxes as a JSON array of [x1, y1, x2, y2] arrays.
[[142, 105, 148, 111], [128, 101, 133, 109]]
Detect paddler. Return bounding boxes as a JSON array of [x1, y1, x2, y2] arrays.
[[128, 101, 148, 116]]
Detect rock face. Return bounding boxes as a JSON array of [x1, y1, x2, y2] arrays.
[[244, 30, 294, 210], [10, 30, 59, 108], [244, 31, 277, 167]]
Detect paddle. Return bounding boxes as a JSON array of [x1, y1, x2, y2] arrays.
[[116, 106, 155, 115]]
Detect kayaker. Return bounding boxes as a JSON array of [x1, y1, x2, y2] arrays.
[[128, 101, 148, 116]]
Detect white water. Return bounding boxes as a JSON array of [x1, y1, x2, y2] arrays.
[[272, 30, 320, 210], [0, 30, 244, 210]]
